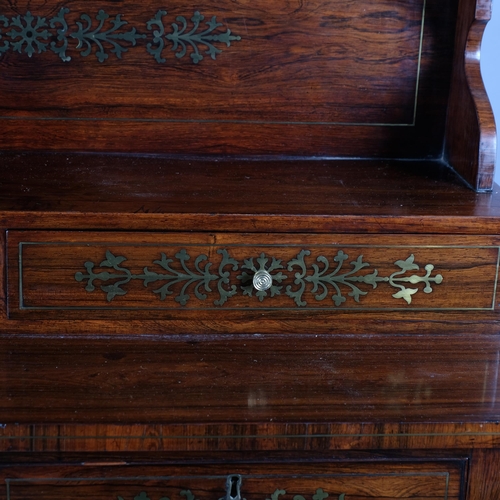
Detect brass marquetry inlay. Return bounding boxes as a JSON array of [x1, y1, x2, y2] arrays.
[[116, 486, 346, 500], [118, 489, 197, 500], [75, 249, 443, 308], [268, 488, 345, 500], [0, 8, 241, 63]]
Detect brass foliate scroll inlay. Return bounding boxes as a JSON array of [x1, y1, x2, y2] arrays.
[[268, 489, 345, 500], [75, 249, 443, 308], [0, 8, 241, 63], [117, 487, 346, 500], [147, 10, 241, 64], [118, 489, 198, 500]]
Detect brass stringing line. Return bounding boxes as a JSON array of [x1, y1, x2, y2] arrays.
[[0, 5, 426, 127], [3, 431, 500, 440], [412, 0, 427, 125]]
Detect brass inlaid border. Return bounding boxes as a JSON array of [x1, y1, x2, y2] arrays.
[[5, 472, 451, 500], [16, 242, 500, 312], [2, 431, 500, 440], [0, 0, 427, 127], [412, 0, 427, 127]]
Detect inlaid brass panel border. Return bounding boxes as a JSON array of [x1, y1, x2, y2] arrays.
[[16, 242, 500, 312], [1, 431, 500, 440], [0, 0, 427, 127], [4, 472, 452, 500]]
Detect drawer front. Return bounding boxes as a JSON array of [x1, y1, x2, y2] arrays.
[[1, 461, 464, 500], [7, 231, 500, 319]]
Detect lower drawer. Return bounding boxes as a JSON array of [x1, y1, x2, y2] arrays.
[[0, 460, 465, 500]]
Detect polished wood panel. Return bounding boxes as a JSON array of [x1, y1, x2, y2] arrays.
[[467, 450, 500, 500], [0, 0, 424, 124], [2, 423, 500, 453], [1, 334, 500, 423], [0, 0, 498, 498], [0, 0, 457, 160], [1, 155, 500, 233], [0, 461, 464, 500], [0, 231, 5, 319]]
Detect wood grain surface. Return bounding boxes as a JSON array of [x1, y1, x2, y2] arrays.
[[444, 0, 497, 190], [1, 334, 500, 424], [0, 461, 464, 500], [467, 450, 500, 500], [0, 0, 425, 124], [1, 155, 500, 233], [2, 422, 500, 453], [0, 1, 499, 498], [0, 0, 457, 161]]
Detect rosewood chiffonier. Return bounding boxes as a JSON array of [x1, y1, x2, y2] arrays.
[[0, 0, 499, 498]]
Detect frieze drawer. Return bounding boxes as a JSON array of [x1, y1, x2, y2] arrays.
[[7, 231, 500, 319], [0, 460, 465, 500]]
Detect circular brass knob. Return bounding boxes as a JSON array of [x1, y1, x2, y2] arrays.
[[253, 270, 273, 291]]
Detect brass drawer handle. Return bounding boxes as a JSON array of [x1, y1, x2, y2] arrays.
[[252, 270, 273, 291]]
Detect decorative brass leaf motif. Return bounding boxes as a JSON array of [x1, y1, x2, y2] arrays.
[[117, 488, 344, 500], [75, 249, 443, 308], [268, 489, 345, 500], [71, 10, 146, 62], [117, 491, 188, 500], [147, 10, 241, 64], [75, 249, 238, 305], [287, 251, 443, 306], [0, 8, 241, 63]]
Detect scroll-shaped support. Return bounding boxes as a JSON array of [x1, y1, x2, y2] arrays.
[[444, 0, 497, 191]]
